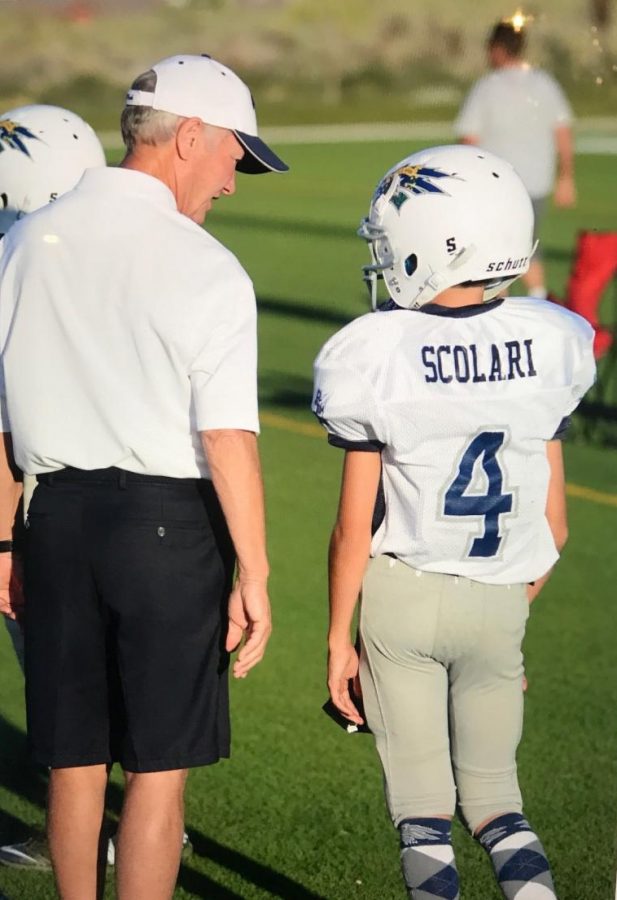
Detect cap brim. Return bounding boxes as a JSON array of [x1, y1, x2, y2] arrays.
[[234, 131, 288, 174]]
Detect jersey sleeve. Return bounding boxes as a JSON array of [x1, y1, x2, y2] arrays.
[[312, 324, 387, 451], [189, 266, 259, 433], [563, 316, 596, 416]]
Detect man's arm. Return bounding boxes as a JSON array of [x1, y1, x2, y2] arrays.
[[527, 439, 568, 604], [0, 432, 24, 620], [328, 450, 381, 724], [201, 429, 271, 678], [553, 124, 576, 208]]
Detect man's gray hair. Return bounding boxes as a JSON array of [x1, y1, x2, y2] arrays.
[[121, 70, 185, 152]]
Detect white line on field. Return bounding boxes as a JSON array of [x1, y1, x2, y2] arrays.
[[99, 116, 617, 153]]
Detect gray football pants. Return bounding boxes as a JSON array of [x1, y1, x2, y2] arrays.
[[359, 555, 529, 834]]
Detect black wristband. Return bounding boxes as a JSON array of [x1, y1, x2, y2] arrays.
[[0, 540, 14, 553]]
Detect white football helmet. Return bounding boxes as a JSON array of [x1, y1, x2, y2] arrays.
[[358, 144, 535, 309], [0, 104, 105, 237]]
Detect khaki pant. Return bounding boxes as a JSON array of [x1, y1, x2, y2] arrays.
[[359, 555, 529, 834]]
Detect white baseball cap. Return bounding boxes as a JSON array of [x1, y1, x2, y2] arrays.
[[125, 54, 288, 175]]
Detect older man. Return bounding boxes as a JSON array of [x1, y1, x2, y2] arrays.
[[0, 54, 286, 900]]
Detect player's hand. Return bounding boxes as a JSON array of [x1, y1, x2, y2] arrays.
[[0, 553, 24, 623], [553, 174, 576, 208], [226, 579, 272, 678], [328, 642, 364, 726]]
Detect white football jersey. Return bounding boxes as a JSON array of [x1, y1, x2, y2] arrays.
[[313, 297, 595, 584]]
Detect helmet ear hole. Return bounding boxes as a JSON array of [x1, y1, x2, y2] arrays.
[[404, 253, 418, 276]]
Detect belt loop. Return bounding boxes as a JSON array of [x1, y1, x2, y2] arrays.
[[118, 470, 127, 490], [48, 472, 56, 486]]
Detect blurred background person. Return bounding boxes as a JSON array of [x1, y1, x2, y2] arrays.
[[455, 17, 576, 301]]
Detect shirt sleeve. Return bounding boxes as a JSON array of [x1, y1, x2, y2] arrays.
[[0, 239, 11, 433], [312, 359, 386, 452], [542, 74, 573, 126], [0, 360, 9, 433], [454, 81, 486, 137], [564, 318, 596, 417], [189, 268, 259, 433]]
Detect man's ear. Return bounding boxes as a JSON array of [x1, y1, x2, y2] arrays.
[[175, 117, 203, 162]]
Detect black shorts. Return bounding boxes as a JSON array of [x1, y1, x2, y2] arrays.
[[24, 468, 234, 772]]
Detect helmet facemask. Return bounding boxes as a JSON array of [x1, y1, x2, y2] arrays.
[[357, 219, 395, 310]]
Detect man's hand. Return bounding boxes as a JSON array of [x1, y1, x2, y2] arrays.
[[554, 173, 576, 208], [327, 641, 363, 726], [226, 579, 271, 678], [0, 553, 24, 623]]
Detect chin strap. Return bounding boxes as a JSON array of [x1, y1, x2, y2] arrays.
[[410, 244, 478, 309], [362, 267, 380, 310]]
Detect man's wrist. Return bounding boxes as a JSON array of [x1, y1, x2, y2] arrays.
[[237, 565, 269, 584], [328, 632, 353, 651], [0, 540, 15, 553]]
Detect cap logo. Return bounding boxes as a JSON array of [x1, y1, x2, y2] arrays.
[[375, 164, 463, 213], [0, 119, 40, 158]]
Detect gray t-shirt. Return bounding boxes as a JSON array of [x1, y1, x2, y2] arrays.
[[454, 66, 573, 198]]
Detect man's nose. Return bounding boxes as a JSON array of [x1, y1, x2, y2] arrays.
[[222, 171, 237, 197]]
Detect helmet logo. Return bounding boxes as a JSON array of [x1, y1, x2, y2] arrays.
[[0, 119, 40, 158], [389, 164, 462, 212]]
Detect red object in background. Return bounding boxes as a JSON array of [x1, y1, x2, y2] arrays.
[[64, 1, 95, 23], [564, 231, 617, 359]]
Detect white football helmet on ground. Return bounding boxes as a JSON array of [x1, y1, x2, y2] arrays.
[[358, 144, 535, 309], [0, 104, 105, 237]]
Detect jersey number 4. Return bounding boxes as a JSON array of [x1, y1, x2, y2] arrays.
[[444, 431, 513, 558]]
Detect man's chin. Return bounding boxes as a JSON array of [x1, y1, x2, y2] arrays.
[[190, 203, 211, 225]]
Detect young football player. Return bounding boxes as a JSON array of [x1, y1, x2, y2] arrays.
[[312, 145, 595, 899], [0, 104, 106, 878], [0, 103, 106, 660]]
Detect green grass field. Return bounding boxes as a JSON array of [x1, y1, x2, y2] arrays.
[[1, 140, 616, 900]]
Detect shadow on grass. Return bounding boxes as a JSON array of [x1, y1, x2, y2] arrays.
[[215, 211, 354, 242], [0, 714, 47, 842], [259, 371, 314, 411], [106, 778, 328, 899], [179, 832, 327, 900], [258, 295, 355, 329], [0, 722, 325, 899]]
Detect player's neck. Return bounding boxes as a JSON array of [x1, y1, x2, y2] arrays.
[[433, 285, 485, 308]]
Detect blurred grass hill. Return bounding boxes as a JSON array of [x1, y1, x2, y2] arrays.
[[1, 0, 616, 128]]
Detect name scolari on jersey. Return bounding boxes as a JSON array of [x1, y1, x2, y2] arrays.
[[421, 339, 537, 384]]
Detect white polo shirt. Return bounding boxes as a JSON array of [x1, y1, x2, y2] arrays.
[[454, 66, 573, 198], [0, 167, 259, 478]]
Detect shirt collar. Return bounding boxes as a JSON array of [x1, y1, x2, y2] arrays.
[[377, 298, 505, 317], [76, 166, 178, 211]]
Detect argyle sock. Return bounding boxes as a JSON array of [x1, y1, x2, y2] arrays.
[[476, 813, 556, 898], [399, 818, 459, 899]]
